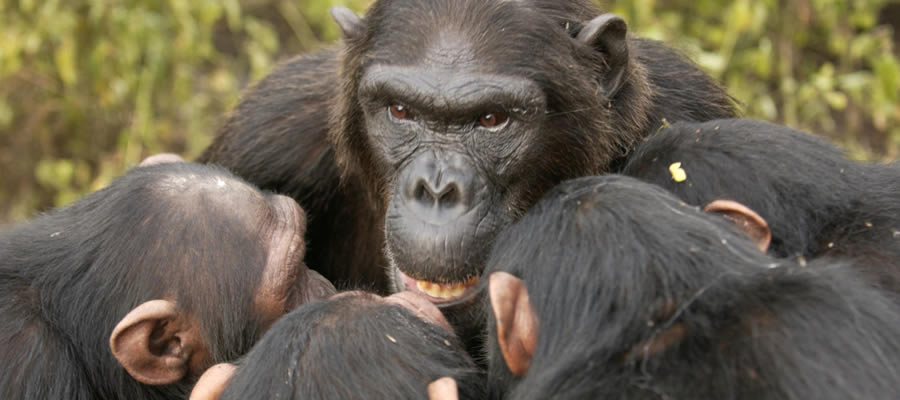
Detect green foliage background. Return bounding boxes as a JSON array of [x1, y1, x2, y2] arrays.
[[0, 0, 898, 223]]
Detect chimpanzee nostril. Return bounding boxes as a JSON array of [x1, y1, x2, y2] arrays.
[[438, 185, 460, 209], [413, 179, 434, 206], [400, 153, 481, 221], [411, 177, 462, 209]]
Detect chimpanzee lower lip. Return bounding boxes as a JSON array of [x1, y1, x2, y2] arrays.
[[395, 269, 479, 304]]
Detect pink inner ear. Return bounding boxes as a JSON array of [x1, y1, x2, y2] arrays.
[[109, 300, 188, 385], [489, 272, 539, 376], [704, 199, 772, 252], [512, 285, 539, 365]]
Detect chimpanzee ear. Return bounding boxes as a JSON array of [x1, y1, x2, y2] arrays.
[[575, 14, 630, 98], [489, 272, 539, 376], [427, 377, 459, 400], [189, 363, 238, 400], [109, 300, 204, 385], [704, 200, 772, 252], [139, 153, 184, 167], [330, 6, 364, 40]]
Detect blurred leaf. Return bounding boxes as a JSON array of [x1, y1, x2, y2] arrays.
[[53, 37, 78, 86], [696, 52, 726, 75], [35, 159, 75, 191], [616, 0, 900, 160], [874, 55, 900, 103], [757, 95, 778, 120], [224, 0, 242, 30], [2, 0, 899, 222], [824, 91, 848, 110], [0, 98, 12, 128], [838, 72, 871, 91], [20, 0, 36, 13]]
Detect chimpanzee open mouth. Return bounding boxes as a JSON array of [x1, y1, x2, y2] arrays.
[[393, 267, 480, 304]]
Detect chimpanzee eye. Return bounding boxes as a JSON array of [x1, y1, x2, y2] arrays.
[[389, 104, 411, 120], [478, 111, 509, 129]]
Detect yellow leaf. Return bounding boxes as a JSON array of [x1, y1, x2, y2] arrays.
[[54, 38, 77, 86], [669, 162, 687, 183]]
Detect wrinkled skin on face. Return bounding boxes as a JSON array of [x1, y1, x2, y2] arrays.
[[323, 0, 737, 357], [333, 1, 633, 308], [197, 0, 737, 353]]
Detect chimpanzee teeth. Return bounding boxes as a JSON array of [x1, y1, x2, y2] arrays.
[[415, 276, 478, 299]]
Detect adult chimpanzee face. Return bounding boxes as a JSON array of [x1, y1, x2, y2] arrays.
[[361, 62, 545, 302], [339, 0, 615, 306]]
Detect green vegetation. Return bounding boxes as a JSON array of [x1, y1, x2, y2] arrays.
[[611, 0, 900, 159], [0, 0, 897, 223]]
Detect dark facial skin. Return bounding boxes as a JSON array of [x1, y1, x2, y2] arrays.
[[355, 8, 577, 302], [331, 0, 736, 316], [0, 162, 335, 400], [199, 0, 737, 352], [343, 2, 611, 353], [484, 175, 900, 399], [208, 292, 486, 400]]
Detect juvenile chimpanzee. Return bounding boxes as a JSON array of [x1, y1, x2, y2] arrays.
[[483, 175, 900, 399], [199, 0, 738, 339], [189, 292, 486, 400], [0, 161, 335, 399], [623, 119, 900, 292]]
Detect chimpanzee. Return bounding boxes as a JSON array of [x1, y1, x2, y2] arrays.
[[188, 291, 486, 400], [622, 119, 900, 292], [483, 175, 900, 399], [0, 160, 335, 399], [198, 0, 738, 342]]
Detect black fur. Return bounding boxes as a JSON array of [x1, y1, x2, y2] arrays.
[[198, 0, 737, 297], [198, 50, 386, 294], [623, 119, 900, 292], [220, 295, 486, 400], [0, 163, 289, 399], [485, 175, 900, 399]]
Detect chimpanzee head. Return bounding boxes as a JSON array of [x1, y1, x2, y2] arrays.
[[483, 175, 900, 399], [0, 161, 334, 399], [482, 175, 778, 397], [190, 291, 486, 400], [328, 0, 651, 307]]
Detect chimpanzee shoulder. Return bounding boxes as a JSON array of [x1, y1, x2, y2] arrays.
[[631, 39, 739, 131], [198, 47, 389, 293]]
